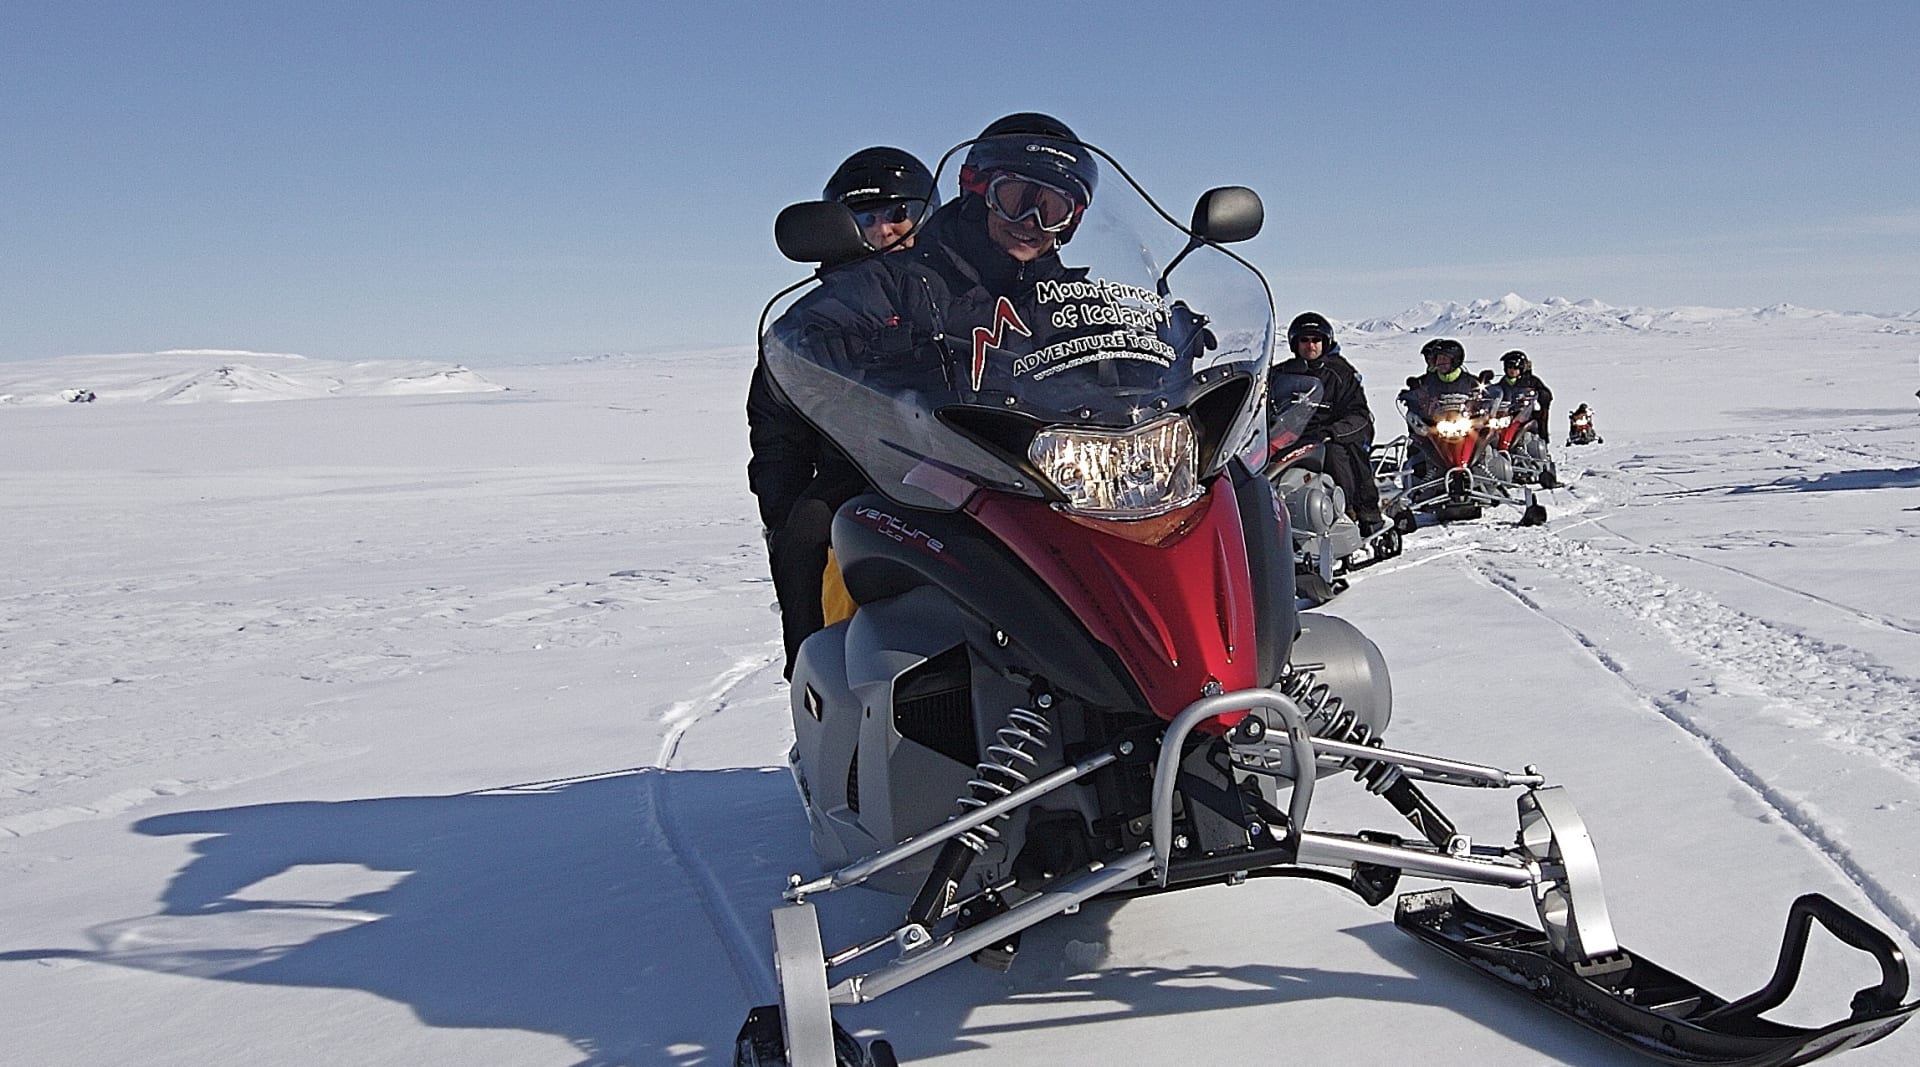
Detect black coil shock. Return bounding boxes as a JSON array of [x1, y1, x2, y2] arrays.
[[905, 704, 1054, 928], [1277, 664, 1457, 847], [1278, 664, 1399, 792]]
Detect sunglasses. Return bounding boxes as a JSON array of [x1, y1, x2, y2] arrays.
[[985, 173, 1079, 233], [852, 200, 923, 229]]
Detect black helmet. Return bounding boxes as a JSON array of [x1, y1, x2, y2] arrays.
[[960, 112, 1098, 206], [1287, 311, 1334, 347], [823, 146, 935, 210], [1500, 349, 1530, 374], [1421, 337, 1466, 373]]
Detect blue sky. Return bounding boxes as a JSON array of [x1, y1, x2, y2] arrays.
[[4, 1, 1916, 363]]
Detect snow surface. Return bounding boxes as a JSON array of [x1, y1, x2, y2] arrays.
[[2, 317, 1918, 1065]]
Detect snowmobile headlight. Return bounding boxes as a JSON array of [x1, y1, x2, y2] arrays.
[[1030, 414, 1201, 519], [1433, 414, 1473, 439], [1488, 414, 1511, 429]]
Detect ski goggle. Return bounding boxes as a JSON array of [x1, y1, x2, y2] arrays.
[[851, 200, 924, 229], [985, 173, 1080, 233]]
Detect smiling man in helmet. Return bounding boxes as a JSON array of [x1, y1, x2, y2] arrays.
[[1271, 311, 1384, 535], [1399, 338, 1484, 480]]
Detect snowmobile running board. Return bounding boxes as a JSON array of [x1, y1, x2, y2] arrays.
[[1395, 888, 1918, 1066]]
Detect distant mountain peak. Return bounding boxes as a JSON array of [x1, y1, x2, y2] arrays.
[[1348, 294, 1919, 336]]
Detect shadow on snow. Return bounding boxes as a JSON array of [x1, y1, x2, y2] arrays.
[[2, 769, 1624, 1066]]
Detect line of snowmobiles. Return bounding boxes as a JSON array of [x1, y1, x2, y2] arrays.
[[739, 133, 1916, 1066], [1376, 375, 1552, 529]]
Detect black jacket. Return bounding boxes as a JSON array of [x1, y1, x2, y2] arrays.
[[1270, 344, 1374, 447], [1492, 371, 1553, 413], [746, 358, 870, 531], [760, 195, 1083, 436]]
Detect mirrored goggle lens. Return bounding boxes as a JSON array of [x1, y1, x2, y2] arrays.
[[986, 174, 1077, 232], [852, 200, 923, 228]]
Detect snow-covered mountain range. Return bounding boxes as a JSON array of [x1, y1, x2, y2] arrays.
[[1349, 292, 1920, 336], [0, 350, 503, 407]]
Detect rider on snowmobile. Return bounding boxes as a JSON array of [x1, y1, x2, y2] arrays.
[[1495, 349, 1553, 438], [767, 112, 1095, 394], [1400, 337, 1483, 478], [748, 146, 936, 676], [1270, 311, 1384, 534]]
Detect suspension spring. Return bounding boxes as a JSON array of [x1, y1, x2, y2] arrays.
[[955, 707, 1055, 852], [1278, 664, 1401, 794], [904, 703, 1055, 929]]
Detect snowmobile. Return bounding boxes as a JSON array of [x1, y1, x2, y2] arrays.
[[1568, 402, 1604, 445], [1261, 373, 1406, 604], [1387, 386, 1548, 526], [740, 134, 1916, 1067], [1483, 377, 1559, 488]]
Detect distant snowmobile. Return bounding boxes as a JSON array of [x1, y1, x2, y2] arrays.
[[736, 133, 1916, 1067], [1485, 379, 1559, 487], [1568, 403, 1603, 445], [1384, 387, 1547, 526], [1261, 372, 1408, 605]]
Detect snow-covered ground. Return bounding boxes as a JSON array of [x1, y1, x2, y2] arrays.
[[2, 315, 1917, 1066]]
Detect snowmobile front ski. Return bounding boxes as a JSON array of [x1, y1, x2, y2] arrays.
[[1395, 888, 1918, 1066]]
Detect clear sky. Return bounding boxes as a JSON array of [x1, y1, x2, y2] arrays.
[[4, 1, 1916, 364]]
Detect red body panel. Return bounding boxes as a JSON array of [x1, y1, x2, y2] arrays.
[[1432, 425, 1482, 469], [968, 479, 1256, 728], [1492, 418, 1525, 451]]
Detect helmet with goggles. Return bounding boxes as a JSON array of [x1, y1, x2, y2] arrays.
[[1500, 349, 1531, 375], [959, 113, 1099, 242], [1421, 337, 1467, 374]]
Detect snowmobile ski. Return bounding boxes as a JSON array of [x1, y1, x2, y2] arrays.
[[1395, 888, 1918, 1066]]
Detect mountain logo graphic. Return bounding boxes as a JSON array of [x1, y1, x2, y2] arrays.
[[971, 296, 1031, 391]]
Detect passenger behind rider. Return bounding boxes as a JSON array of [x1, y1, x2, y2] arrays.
[[1270, 311, 1384, 535], [1493, 349, 1554, 439], [748, 146, 935, 678], [1400, 337, 1482, 479], [759, 113, 1095, 676]]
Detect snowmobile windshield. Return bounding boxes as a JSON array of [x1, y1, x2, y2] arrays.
[[1486, 383, 1537, 418], [761, 137, 1274, 514], [1266, 372, 1323, 450]]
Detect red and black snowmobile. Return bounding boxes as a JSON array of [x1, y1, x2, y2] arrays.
[[1483, 376, 1560, 487], [737, 132, 1915, 1067], [1568, 402, 1604, 445]]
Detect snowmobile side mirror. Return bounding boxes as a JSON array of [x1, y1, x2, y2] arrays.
[[774, 201, 870, 267], [1406, 376, 1421, 390], [1478, 369, 1495, 384], [1190, 186, 1263, 244]]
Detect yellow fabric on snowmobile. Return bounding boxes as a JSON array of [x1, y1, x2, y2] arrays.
[[821, 548, 856, 627]]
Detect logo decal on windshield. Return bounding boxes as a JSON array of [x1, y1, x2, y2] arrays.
[[971, 296, 1031, 391]]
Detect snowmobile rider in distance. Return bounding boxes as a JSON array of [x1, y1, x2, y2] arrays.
[[748, 146, 936, 678], [1400, 337, 1483, 479], [1494, 349, 1553, 439], [1271, 311, 1385, 535]]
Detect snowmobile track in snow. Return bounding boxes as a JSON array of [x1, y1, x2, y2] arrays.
[[638, 649, 783, 1005], [1462, 528, 1920, 945]]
